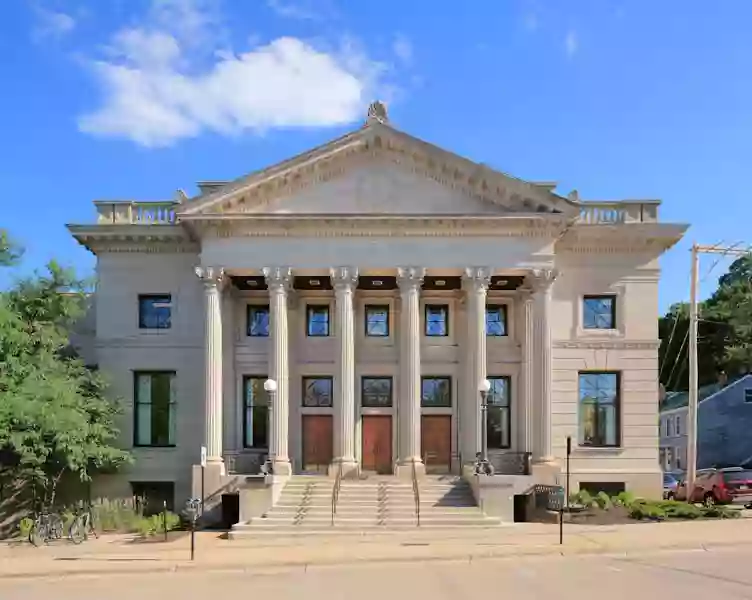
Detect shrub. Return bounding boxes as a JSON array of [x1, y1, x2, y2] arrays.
[[595, 492, 613, 510], [18, 517, 34, 539], [629, 501, 666, 521], [612, 491, 637, 508], [700, 505, 741, 519], [135, 512, 181, 537], [659, 500, 702, 520], [90, 497, 144, 533], [570, 489, 594, 508]]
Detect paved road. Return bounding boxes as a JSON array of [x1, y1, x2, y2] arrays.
[[4, 547, 752, 599]]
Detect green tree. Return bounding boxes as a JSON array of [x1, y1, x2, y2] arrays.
[[0, 238, 130, 506]]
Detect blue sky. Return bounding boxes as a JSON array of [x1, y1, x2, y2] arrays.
[[1, 0, 750, 311]]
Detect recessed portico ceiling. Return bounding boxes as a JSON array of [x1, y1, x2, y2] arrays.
[[178, 107, 580, 218]]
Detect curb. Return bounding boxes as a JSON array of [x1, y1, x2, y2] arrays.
[[4, 540, 752, 580]]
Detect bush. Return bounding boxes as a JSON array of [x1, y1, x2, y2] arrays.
[[90, 497, 144, 533], [595, 491, 613, 510], [570, 489, 595, 508], [700, 505, 742, 519], [628, 501, 666, 521], [659, 500, 702, 520], [18, 517, 33, 539], [612, 491, 637, 508], [135, 512, 181, 537]]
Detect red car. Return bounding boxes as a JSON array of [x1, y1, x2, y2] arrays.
[[671, 468, 752, 506]]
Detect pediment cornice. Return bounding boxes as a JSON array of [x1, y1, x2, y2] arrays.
[[556, 223, 688, 255], [179, 124, 577, 217]]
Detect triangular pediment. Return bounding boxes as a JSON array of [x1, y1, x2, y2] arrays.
[[178, 123, 577, 217]]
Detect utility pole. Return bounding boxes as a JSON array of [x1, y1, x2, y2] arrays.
[[685, 243, 749, 502]]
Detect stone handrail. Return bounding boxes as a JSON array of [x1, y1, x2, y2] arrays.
[[577, 201, 659, 224], [95, 201, 178, 225]]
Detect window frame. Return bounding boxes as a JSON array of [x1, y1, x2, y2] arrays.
[[302, 376, 334, 407], [577, 371, 621, 448], [424, 304, 449, 337], [745, 389, 752, 403], [486, 375, 511, 449], [133, 370, 177, 448], [138, 294, 172, 330], [485, 304, 508, 337], [242, 375, 269, 449], [420, 376, 452, 408], [306, 304, 331, 337], [361, 376, 394, 408], [364, 304, 390, 337], [246, 305, 270, 337], [582, 295, 617, 330]]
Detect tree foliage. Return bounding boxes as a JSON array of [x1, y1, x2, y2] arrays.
[[0, 234, 130, 505], [659, 255, 752, 391]]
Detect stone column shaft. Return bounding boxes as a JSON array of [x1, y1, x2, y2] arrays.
[[195, 266, 225, 467], [264, 267, 292, 474], [521, 291, 535, 454], [529, 269, 557, 463], [331, 267, 358, 475], [397, 267, 425, 475], [462, 267, 491, 463]]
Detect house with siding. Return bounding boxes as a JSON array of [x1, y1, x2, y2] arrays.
[[659, 374, 752, 471]]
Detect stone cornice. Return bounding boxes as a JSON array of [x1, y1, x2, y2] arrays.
[[556, 223, 688, 255], [553, 339, 660, 350], [180, 214, 571, 239], [67, 224, 199, 254]]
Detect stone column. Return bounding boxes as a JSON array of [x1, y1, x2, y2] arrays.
[[461, 267, 491, 464], [263, 267, 293, 475], [330, 266, 359, 477], [529, 268, 558, 463], [195, 266, 225, 469], [521, 289, 535, 455], [396, 267, 425, 477]]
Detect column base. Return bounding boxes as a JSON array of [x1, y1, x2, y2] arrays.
[[271, 458, 292, 477], [328, 459, 359, 479], [394, 460, 425, 479]]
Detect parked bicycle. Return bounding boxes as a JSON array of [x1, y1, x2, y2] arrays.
[[68, 504, 98, 544], [29, 510, 64, 546]]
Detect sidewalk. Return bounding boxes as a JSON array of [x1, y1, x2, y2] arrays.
[[2, 519, 752, 580]]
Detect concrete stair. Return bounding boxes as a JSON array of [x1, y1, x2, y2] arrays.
[[231, 475, 501, 537]]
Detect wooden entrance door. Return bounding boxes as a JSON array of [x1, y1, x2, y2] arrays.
[[301, 415, 333, 473], [362, 415, 392, 474], [421, 415, 452, 473]]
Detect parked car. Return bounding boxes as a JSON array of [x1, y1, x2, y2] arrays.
[[671, 467, 752, 506], [663, 472, 679, 499]]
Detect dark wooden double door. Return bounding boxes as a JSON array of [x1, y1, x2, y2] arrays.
[[301, 415, 333, 473], [421, 415, 452, 473], [362, 415, 392, 474]]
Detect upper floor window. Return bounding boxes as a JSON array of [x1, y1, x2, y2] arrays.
[[421, 376, 452, 407], [578, 372, 620, 447], [134, 371, 176, 447], [306, 305, 330, 337], [302, 376, 333, 407], [138, 294, 172, 329], [583, 295, 616, 330], [675, 415, 682, 436], [486, 305, 507, 337], [365, 305, 389, 337], [243, 376, 269, 449], [745, 389, 752, 403], [425, 305, 449, 337], [247, 305, 270, 337], [361, 377, 393, 407], [487, 376, 511, 449]]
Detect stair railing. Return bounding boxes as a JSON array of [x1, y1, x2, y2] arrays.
[[331, 462, 343, 526], [411, 460, 420, 527]]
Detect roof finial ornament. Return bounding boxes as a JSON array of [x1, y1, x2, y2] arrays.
[[366, 100, 388, 124]]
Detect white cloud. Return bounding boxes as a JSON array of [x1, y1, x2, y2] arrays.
[[565, 29, 578, 58], [266, 0, 324, 20], [392, 34, 412, 65], [78, 0, 393, 147], [32, 5, 75, 42]]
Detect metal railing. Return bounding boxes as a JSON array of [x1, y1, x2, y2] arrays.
[[411, 461, 420, 527], [331, 462, 343, 526]]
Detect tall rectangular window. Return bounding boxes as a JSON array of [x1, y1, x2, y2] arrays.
[[246, 305, 270, 337], [667, 417, 673, 437], [365, 305, 389, 337], [306, 305, 330, 337], [421, 376, 452, 407], [138, 294, 172, 329], [243, 376, 269, 448], [361, 377, 393, 407], [486, 305, 507, 337], [487, 376, 511, 449], [675, 415, 681, 436], [425, 305, 449, 337], [134, 371, 176, 447], [302, 377, 333, 407], [578, 372, 620, 447], [583, 295, 616, 329]]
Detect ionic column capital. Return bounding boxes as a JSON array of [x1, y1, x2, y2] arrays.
[[462, 267, 492, 292], [397, 267, 425, 292], [527, 268, 558, 294], [195, 266, 225, 289], [330, 266, 359, 292], [263, 267, 293, 292]]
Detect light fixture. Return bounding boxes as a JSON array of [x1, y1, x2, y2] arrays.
[[263, 378, 277, 393], [479, 379, 491, 394], [436, 280, 446, 286], [373, 280, 383, 286]]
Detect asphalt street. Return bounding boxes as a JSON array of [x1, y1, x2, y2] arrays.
[[4, 546, 752, 599]]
